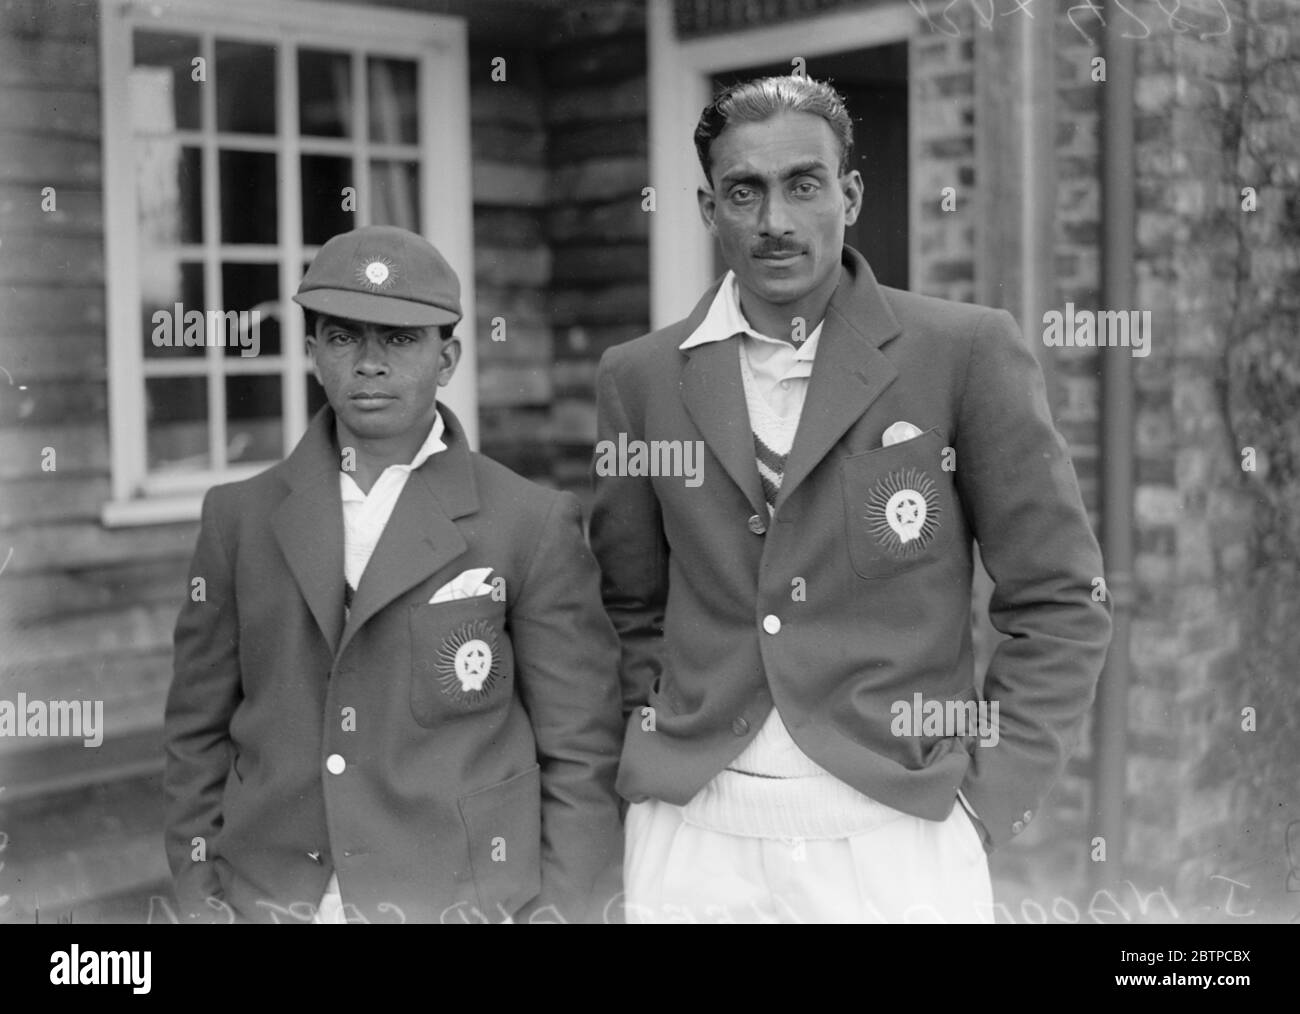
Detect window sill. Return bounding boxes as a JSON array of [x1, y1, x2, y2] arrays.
[[101, 494, 204, 528]]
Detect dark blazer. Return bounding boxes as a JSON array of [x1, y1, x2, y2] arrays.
[[164, 405, 623, 923], [590, 247, 1112, 850]]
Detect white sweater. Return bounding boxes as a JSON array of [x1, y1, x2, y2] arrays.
[[679, 340, 902, 841]]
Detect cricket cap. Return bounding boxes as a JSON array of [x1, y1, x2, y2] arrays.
[[293, 225, 462, 328]]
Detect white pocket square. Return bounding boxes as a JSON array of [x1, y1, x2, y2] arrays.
[[429, 567, 495, 604], [881, 420, 924, 448]]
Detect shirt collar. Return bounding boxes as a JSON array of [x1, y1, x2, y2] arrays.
[[406, 410, 447, 471], [678, 271, 822, 360], [339, 409, 447, 498]]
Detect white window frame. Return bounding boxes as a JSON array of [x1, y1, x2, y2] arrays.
[[646, 1, 915, 329], [99, 0, 475, 526]]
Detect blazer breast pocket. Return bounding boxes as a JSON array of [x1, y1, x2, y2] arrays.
[[409, 596, 515, 727], [840, 427, 958, 580]]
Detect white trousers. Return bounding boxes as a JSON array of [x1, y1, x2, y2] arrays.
[[312, 873, 346, 924], [623, 796, 994, 924]]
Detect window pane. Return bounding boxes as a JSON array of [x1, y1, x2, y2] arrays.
[[219, 150, 277, 244], [301, 155, 355, 245], [299, 49, 352, 138], [137, 142, 202, 244], [216, 40, 277, 134], [368, 57, 417, 144], [146, 376, 209, 471], [132, 31, 201, 132], [226, 374, 282, 462], [370, 160, 419, 231], [143, 261, 205, 359], [221, 262, 281, 357]]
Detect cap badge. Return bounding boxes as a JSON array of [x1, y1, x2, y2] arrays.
[[435, 620, 502, 703], [357, 256, 396, 290], [864, 467, 940, 556]]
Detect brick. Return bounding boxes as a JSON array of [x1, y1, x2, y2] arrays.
[[472, 161, 547, 207], [549, 155, 646, 204], [542, 36, 645, 88], [473, 207, 546, 249], [550, 283, 648, 327], [1129, 684, 1175, 735], [926, 259, 973, 284], [474, 245, 551, 288], [549, 119, 647, 163], [551, 243, 647, 285], [546, 197, 647, 244], [551, 398, 596, 451], [1136, 550, 1175, 590], [478, 362, 551, 408], [475, 320, 552, 363], [552, 359, 596, 397], [471, 82, 544, 130], [545, 77, 647, 126], [474, 286, 549, 334], [471, 122, 546, 166], [554, 323, 644, 358], [546, 0, 645, 44]]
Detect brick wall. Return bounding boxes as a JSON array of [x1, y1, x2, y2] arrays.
[[909, 5, 976, 304], [541, 0, 650, 500], [470, 42, 556, 482], [1132, 0, 1300, 916]]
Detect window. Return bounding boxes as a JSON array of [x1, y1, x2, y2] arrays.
[[100, 0, 474, 524]]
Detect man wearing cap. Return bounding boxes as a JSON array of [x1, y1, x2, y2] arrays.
[[165, 225, 624, 924], [591, 77, 1112, 922]]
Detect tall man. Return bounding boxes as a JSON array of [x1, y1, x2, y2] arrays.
[[591, 77, 1112, 923]]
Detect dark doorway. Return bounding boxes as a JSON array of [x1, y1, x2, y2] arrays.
[[710, 43, 909, 290]]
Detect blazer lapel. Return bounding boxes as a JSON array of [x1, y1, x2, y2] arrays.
[[271, 408, 347, 656], [775, 250, 903, 513], [335, 405, 477, 658], [681, 341, 768, 517], [679, 280, 767, 517]]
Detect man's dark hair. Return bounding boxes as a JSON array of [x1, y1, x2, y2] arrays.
[[694, 75, 854, 186], [304, 309, 454, 341]]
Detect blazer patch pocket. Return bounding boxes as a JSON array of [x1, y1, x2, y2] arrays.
[[409, 597, 514, 726], [840, 428, 957, 579], [458, 765, 543, 920]]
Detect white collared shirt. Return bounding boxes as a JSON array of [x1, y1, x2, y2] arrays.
[[318, 408, 447, 922], [339, 410, 446, 592], [679, 271, 823, 420]]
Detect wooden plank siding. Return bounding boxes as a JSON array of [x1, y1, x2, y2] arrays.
[[0, 0, 637, 921]]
